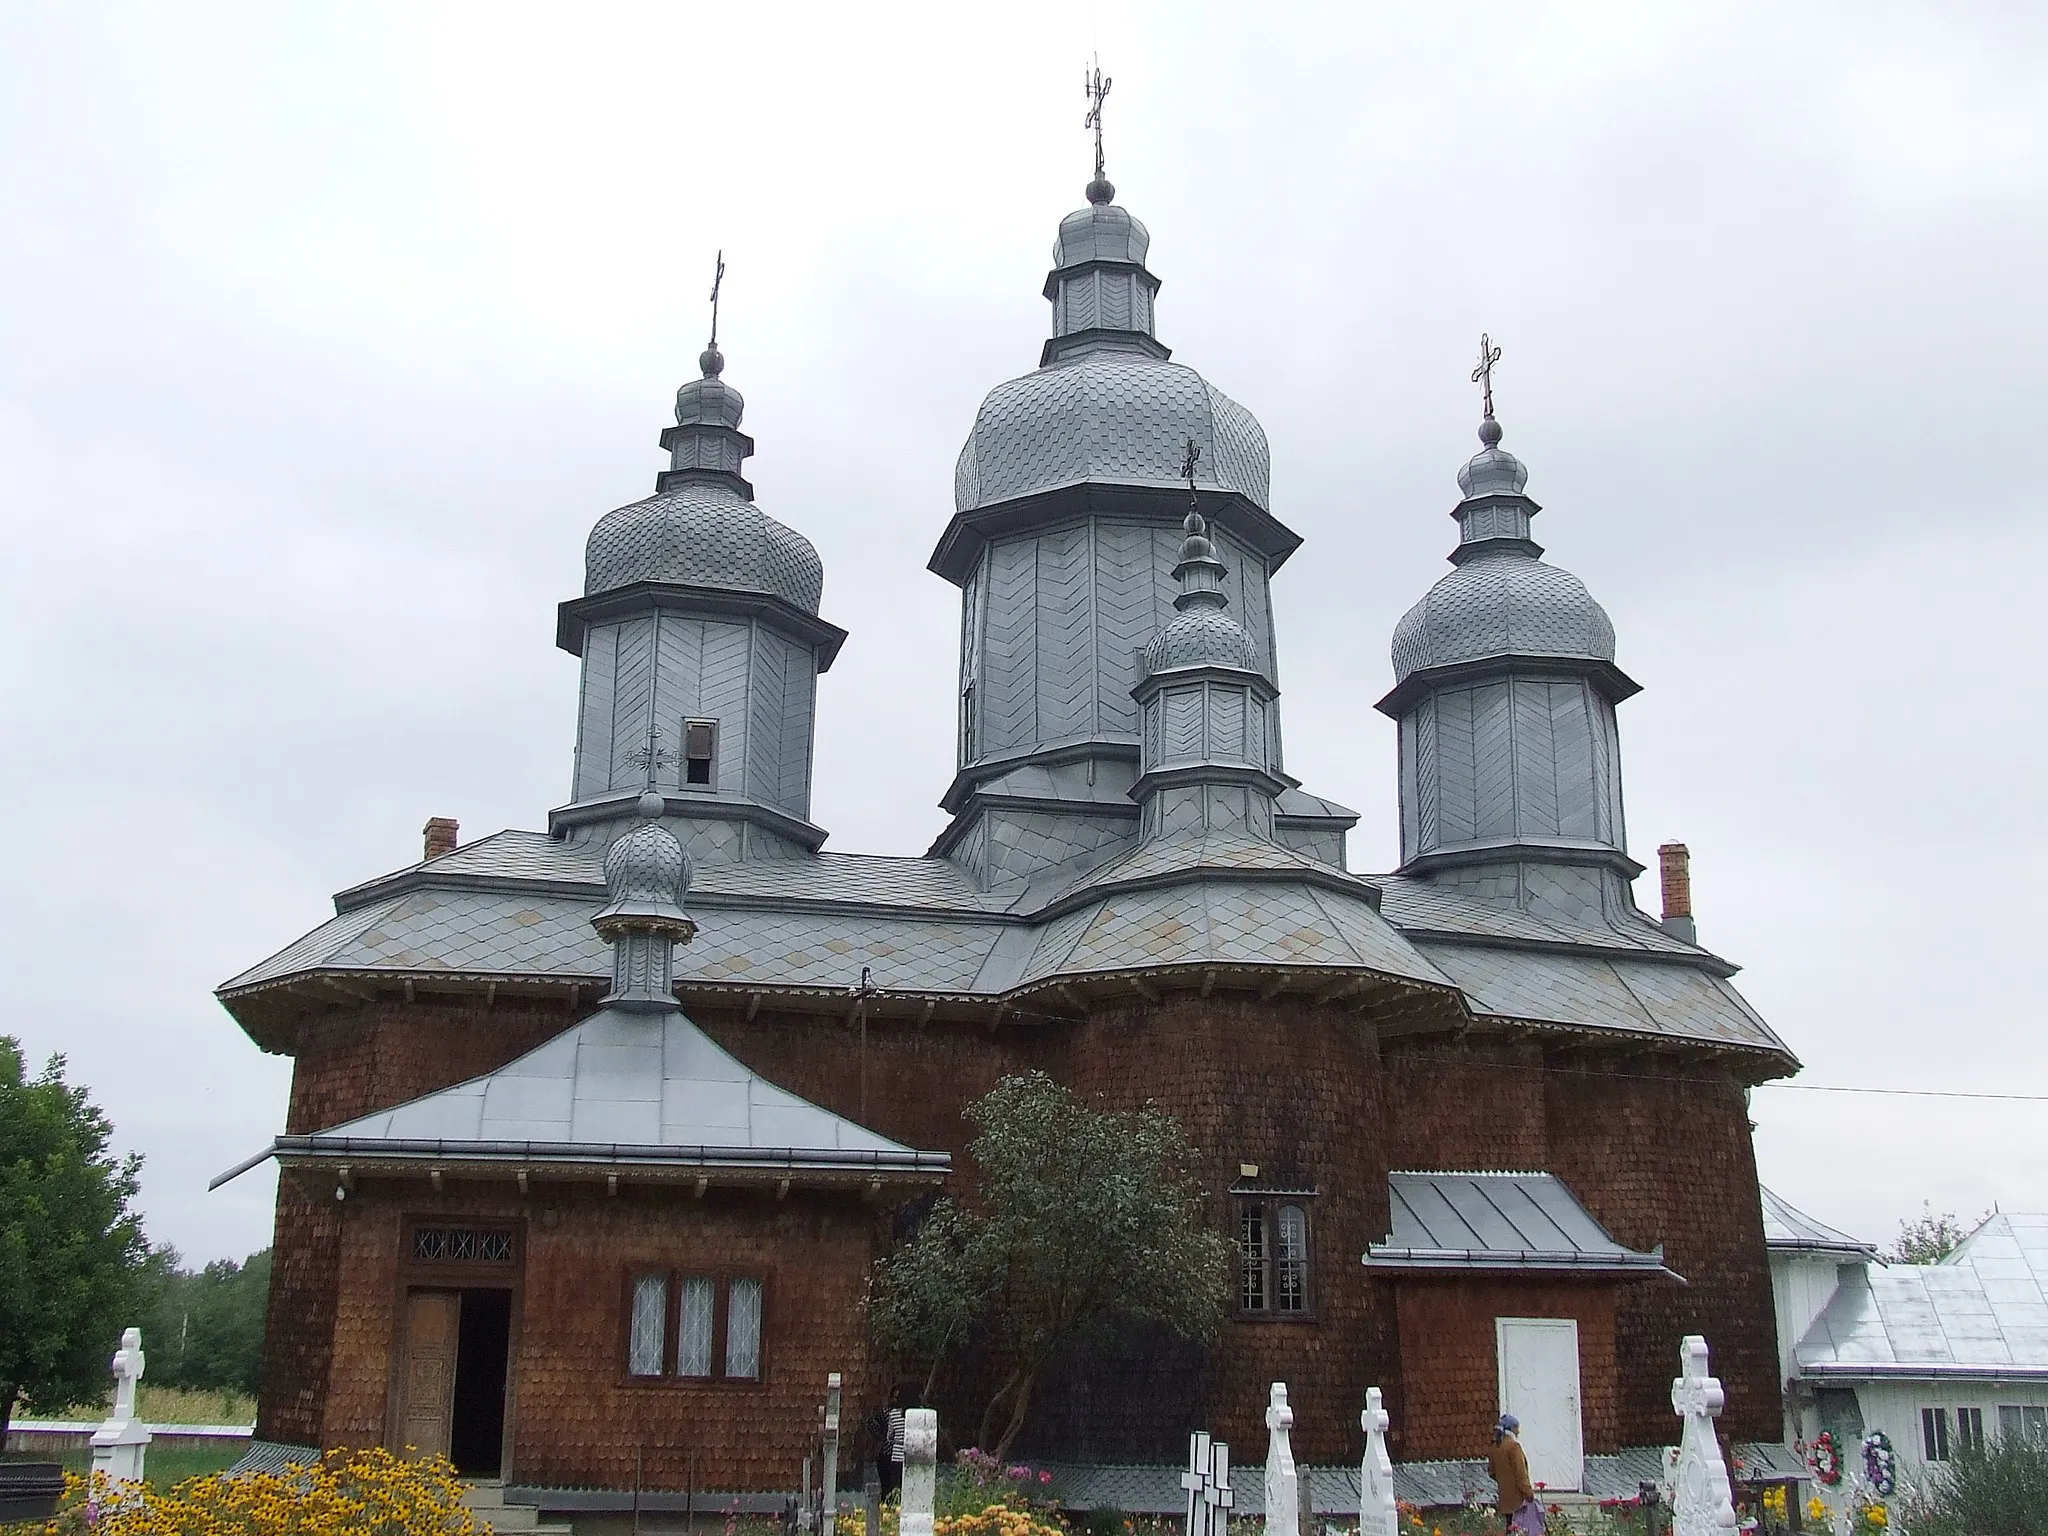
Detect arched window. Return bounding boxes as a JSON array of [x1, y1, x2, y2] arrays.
[[1235, 1197, 1313, 1317], [1276, 1205, 1309, 1313]]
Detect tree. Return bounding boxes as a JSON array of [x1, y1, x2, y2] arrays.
[[868, 1071, 1227, 1461], [0, 1037, 152, 1440], [144, 1248, 273, 1397], [1887, 1203, 1980, 1265]]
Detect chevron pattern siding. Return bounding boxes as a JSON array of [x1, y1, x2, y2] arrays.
[[779, 635, 815, 815], [746, 622, 787, 805], [1035, 523, 1094, 742], [982, 538, 1038, 757], [574, 624, 620, 799], [1093, 520, 1158, 736], [605, 616, 657, 793]]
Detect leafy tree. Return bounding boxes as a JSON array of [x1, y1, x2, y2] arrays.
[[1887, 1203, 1981, 1265], [0, 1037, 151, 1440], [868, 1071, 1227, 1461], [145, 1248, 272, 1396]]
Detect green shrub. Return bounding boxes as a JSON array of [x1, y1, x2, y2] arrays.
[[1900, 1429, 2048, 1536], [1079, 1509, 1128, 1536]]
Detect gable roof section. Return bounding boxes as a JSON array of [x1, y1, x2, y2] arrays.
[[1795, 1213, 2048, 1379], [1367, 1170, 1674, 1277]]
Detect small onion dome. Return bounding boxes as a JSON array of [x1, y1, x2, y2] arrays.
[[584, 486, 824, 611], [1390, 547, 1617, 685], [1457, 416, 1530, 498], [674, 349, 745, 430], [1143, 605, 1259, 673], [1055, 199, 1150, 268], [594, 802, 695, 939]]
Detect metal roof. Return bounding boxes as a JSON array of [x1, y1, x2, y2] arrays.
[[1367, 1170, 1672, 1276], [1795, 1213, 2048, 1380], [1760, 1186, 1879, 1260], [211, 1005, 948, 1187]]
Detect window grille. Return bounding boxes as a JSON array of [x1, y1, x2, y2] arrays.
[[1923, 1406, 1951, 1461], [726, 1277, 764, 1380], [677, 1276, 716, 1377], [412, 1226, 514, 1263], [1238, 1206, 1266, 1311], [628, 1273, 667, 1376], [1957, 1407, 1985, 1454], [683, 720, 716, 787], [1275, 1205, 1308, 1314]]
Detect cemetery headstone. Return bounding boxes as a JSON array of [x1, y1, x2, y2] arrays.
[[900, 1408, 938, 1536], [1181, 1431, 1234, 1536], [1264, 1384, 1299, 1536], [1669, 1336, 1737, 1536], [821, 1373, 843, 1536], [1359, 1386, 1397, 1536], [90, 1327, 151, 1488]]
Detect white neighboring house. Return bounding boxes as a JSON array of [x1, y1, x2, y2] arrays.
[[1763, 1190, 2048, 1486]]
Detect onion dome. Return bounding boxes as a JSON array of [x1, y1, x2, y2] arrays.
[[951, 181, 1270, 515], [1390, 416, 1616, 686], [594, 792, 695, 940], [583, 343, 825, 614], [1143, 509, 1258, 673]]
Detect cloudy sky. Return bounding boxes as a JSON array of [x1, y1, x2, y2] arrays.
[[3, 2, 2043, 1265]]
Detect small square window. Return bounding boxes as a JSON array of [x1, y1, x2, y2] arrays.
[[1999, 1404, 2048, 1441], [677, 1276, 715, 1377], [683, 720, 716, 787], [628, 1273, 667, 1377], [623, 1269, 766, 1382]]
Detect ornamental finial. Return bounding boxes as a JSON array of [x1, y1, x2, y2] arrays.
[[1471, 332, 1503, 436], [1083, 58, 1114, 204]]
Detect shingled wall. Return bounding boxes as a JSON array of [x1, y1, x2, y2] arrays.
[[259, 989, 1781, 1477]]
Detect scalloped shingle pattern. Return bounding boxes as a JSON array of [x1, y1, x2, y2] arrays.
[[584, 484, 823, 613], [1391, 548, 1615, 684], [957, 352, 1270, 513]]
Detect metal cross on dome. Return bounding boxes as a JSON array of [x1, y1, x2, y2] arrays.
[[1472, 332, 1503, 420], [1084, 59, 1112, 182], [629, 721, 673, 789], [708, 249, 726, 349], [1180, 438, 1202, 517]]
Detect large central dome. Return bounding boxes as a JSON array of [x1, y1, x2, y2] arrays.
[[952, 186, 1271, 515], [954, 349, 1269, 513]]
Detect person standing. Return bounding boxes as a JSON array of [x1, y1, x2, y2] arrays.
[[1487, 1414, 1543, 1534]]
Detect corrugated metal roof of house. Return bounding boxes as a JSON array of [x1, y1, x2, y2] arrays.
[[1368, 1170, 1670, 1275], [1761, 1186, 1878, 1259]]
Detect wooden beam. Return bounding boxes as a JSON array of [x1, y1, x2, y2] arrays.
[[1200, 969, 1218, 998], [1130, 976, 1160, 1003], [1258, 974, 1290, 1003], [746, 992, 763, 1022], [918, 999, 936, 1028]]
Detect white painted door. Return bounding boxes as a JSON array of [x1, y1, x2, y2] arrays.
[[1496, 1317, 1584, 1493]]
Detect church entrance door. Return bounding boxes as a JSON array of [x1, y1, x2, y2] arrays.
[[398, 1288, 512, 1475], [1496, 1317, 1583, 1492]]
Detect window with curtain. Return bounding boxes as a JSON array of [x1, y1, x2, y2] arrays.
[[628, 1273, 667, 1376], [726, 1277, 764, 1380], [1957, 1407, 1985, 1454], [1922, 1407, 1951, 1461], [1999, 1404, 2048, 1439], [623, 1270, 767, 1381], [677, 1276, 716, 1377]]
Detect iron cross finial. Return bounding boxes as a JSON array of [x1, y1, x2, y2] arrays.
[[1180, 438, 1201, 484], [1084, 59, 1113, 183], [708, 249, 726, 349], [1471, 332, 1503, 420], [630, 721, 673, 790]]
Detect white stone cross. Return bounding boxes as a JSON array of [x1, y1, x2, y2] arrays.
[[1181, 1431, 1234, 1536], [820, 1372, 843, 1536], [1205, 1438, 1234, 1536], [91, 1327, 151, 1488], [1264, 1383, 1299, 1536], [1359, 1386, 1397, 1536], [900, 1408, 938, 1536], [111, 1328, 145, 1419], [1669, 1336, 1738, 1536]]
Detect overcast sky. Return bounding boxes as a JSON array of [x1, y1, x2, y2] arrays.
[[3, 2, 2043, 1266]]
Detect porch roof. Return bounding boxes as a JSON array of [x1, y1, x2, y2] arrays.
[[1365, 1170, 1675, 1277]]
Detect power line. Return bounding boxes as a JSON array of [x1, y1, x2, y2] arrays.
[[1754, 1082, 2048, 1103], [1383, 1050, 2046, 1102]]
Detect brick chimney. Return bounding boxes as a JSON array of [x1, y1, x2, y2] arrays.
[[1657, 841, 1696, 944], [423, 817, 459, 861]]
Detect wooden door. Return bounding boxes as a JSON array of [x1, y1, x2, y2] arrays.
[[1496, 1317, 1584, 1492], [399, 1290, 461, 1460]]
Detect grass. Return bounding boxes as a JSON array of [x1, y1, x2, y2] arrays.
[[44, 1385, 255, 1426]]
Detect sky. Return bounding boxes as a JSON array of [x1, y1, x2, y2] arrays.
[[1, 2, 2043, 1266]]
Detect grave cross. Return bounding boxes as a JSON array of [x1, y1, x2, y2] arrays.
[[1181, 1431, 1211, 1536], [1264, 1383, 1299, 1536], [110, 1328, 145, 1420], [1359, 1386, 1397, 1536], [1471, 333, 1503, 421], [1668, 1336, 1738, 1536], [1204, 1439, 1234, 1536]]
